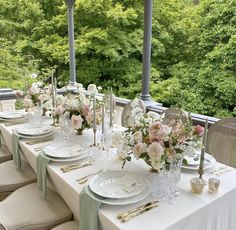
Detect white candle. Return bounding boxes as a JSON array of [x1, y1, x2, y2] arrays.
[[102, 103, 105, 134], [109, 87, 113, 127], [199, 118, 208, 171], [54, 78, 57, 107], [51, 75, 55, 109], [93, 94, 96, 130]]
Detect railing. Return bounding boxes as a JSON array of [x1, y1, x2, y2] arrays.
[[0, 88, 220, 126]]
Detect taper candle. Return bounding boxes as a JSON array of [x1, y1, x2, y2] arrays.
[[51, 74, 55, 109], [93, 94, 96, 130], [198, 118, 208, 178], [109, 87, 113, 127], [102, 103, 105, 134]]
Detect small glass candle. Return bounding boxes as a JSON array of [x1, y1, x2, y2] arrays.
[[190, 177, 205, 194], [208, 178, 220, 194]]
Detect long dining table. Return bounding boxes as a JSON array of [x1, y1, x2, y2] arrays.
[[1, 117, 236, 230]]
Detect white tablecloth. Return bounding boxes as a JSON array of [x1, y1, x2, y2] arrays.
[[1, 121, 236, 230]]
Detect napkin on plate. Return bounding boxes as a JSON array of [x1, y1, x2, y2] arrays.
[[12, 132, 21, 168], [37, 152, 50, 198], [80, 186, 106, 230]]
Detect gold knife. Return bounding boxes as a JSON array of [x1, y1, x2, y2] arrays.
[[117, 200, 158, 219], [121, 203, 158, 222]]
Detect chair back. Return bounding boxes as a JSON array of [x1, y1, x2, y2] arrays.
[[206, 117, 236, 168], [121, 99, 146, 127], [161, 107, 187, 124]]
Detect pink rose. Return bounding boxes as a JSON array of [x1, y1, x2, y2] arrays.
[[149, 122, 171, 142], [194, 125, 204, 136], [71, 115, 83, 130]]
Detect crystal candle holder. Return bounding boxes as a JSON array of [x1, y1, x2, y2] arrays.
[[208, 178, 220, 194], [190, 177, 205, 194]]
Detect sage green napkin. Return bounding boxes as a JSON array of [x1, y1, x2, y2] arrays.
[[79, 186, 106, 230], [12, 132, 21, 168], [37, 152, 50, 198]]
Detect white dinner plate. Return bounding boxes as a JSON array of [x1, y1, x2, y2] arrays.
[[182, 153, 216, 170], [41, 151, 87, 162], [87, 181, 150, 205], [89, 171, 146, 199], [16, 125, 53, 136], [0, 111, 27, 119], [44, 142, 85, 159], [15, 131, 54, 140]]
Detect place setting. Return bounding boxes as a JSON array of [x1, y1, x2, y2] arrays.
[[182, 151, 216, 171], [79, 170, 152, 229], [0, 111, 29, 125]]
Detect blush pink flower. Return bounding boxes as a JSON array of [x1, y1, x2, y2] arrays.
[[55, 105, 64, 115], [83, 105, 91, 117], [194, 125, 204, 136], [133, 143, 148, 159], [85, 112, 93, 126], [71, 115, 83, 130], [149, 122, 171, 142]]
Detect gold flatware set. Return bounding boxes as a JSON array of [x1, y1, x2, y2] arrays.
[[60, 160, 94, 173], [117, 200, 158, 222]]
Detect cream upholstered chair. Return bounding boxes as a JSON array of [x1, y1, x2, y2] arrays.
[[0, 145, 11, 163], [161, 107, 187, 124], [51, 221, 79, 230], [206, 117, 236, 168], [0, 183, 72, 230], [121, 99, 146, 127], [0, 160, 36, 201]]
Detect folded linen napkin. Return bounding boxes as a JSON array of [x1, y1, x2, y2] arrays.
[[79, 186, 106, 230], [37, 152, 50, 198], [12, 132, 21, 168]]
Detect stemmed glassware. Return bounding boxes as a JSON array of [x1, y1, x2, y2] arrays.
[[59, 114, 72, 141], [152, 154, 183, 205]]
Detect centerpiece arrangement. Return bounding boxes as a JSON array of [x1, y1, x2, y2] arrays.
[[55, 84, 103, 134], [119, 101, 204, 172]]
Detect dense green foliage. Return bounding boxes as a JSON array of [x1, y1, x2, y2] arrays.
[[0, 0, 235, 117]]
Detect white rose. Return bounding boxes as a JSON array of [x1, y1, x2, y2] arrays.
[[112, 131, 122, 146], [147, 111, 161, 121], [130, 98, 139, 108], [43, 100, 53, 110], [148, 142, 164, 162], [87, 84, 98, 94]]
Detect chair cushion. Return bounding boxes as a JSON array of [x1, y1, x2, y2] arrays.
[[51, 221, 79, 230], [0, 160, 36, 193], [0, 146, 11, 163], [0, 183, 72, 230]]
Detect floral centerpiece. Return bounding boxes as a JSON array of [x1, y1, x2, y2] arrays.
[[61, 84, 103, 134], [120, 103, 204, 172], [15, 82, 49, 112]]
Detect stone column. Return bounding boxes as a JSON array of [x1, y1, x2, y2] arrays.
[[65, 0, 77, 90]]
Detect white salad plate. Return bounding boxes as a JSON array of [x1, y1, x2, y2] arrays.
[[89, 171, 146, 199], [16, 125, 53, 136], [87, 182, 150, 205], [41, 152, 87, 162], [0, 111, 27, 119], [43, 143, 85, 159]]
